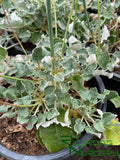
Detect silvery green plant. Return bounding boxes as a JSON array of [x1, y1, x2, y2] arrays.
[[0, 0, 73, 45], [0, 0, 120, 153]]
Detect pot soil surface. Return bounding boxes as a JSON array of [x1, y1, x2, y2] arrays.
[[0, 115, 50, 156]]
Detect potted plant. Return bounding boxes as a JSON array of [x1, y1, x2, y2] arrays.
[[91, 0, 120, 118], [0, 0, 73, 55], [0, 0, 120, 159]]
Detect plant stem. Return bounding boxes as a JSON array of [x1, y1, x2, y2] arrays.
[[6, 42, 19, 50], [0, 74, 34, 83], [46, 0, 54, 57], [97, 0, 101, 56], [0, 100, 39, 108], [83, 0, 92, 35], [84, 118, 90, 126], [52, 0, 57, 38], [61, 0, 75, 55], [72, 0, 78, 35], [34, 103, 41, 115], [2, 5, 28, 58]]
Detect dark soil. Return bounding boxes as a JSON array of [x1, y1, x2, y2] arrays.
[[0, 30, 4, 36], [0, 116, 50, 156], [114, 66, 120, 75]]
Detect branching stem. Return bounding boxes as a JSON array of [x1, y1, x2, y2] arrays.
[[61, 0, 75, 55], [2, 5, 28, 58]]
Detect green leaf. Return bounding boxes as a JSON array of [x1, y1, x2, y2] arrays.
[[102, 112, 117, 126], [61, 58, 74, 70], [36, 71, 53, 81], [103, 90, 120, 108], [32, 31, 42, 44], [77, 48, 88, 55], [18, 108, 30, 118], [72, 75, 84, 91], [37, 113, 46, 125], [104, 89, 118, 100], [21, 81, 34, 94], [43, 62, 52, 71], [14, 96, 31, 105], [17, 115, 29, 124], [79, 89, 91, 101], [24, 64, 34, 77], [74, 119, 86, 134], [103, 5, 113, 19], [45, 86, 55, 96], [79, 55, 87, 65], [114, 51, 120, 59], [110, 96, 120, 108], [83, 74, 93, 81], [88, 43, 97, 54], [4, 86, 18, 101], [0, 110, 16, 119], [47, 108, 59, 120], [85, 126, 101, 138], [26, 115, 38, 130], [54, 72, 64, 82], [89, 88, 98, 104], [0, 47, 7, 61], [57, 106, 67, 123], [16, 81, 25, 95], [59, 94, 72, 106], [55, 89, 67, 98], [71, 99, 81, 109], [0, 105, 10, 113], [106, 58, 116, 71], [115, 0, 120, 8], [6, 68, 17, 77], [0, 62, 5, 72], [98, 52, 109, 69], [54, 42, 63, 56], [17, 108, 30, 125], [45, 94, 57, 106], [58, 18, 66, 30], [32, 47, 44, 63], [37, 123, 79, 153], [15, 63, 25, 77], [85, 63, 97, 74], [18, 29, 31, 39], [36, 70, 46, 79], [60, 82, 70, 93], [93, 120, 105, 132], [39, 80, 48, 91], [0, 86, 6, 98], [16, 80, 34, 95]]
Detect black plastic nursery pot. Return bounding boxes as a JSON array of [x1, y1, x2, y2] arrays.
[[4, 30, 33, 55], [101, 72, 120, 120], [0, 14, 4, 18], [0, 76, 107, 160]]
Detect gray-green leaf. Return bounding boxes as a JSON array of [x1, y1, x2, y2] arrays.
[[74, 119, 86, 134]]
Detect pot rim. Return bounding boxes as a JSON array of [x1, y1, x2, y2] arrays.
[[4, 30, 32, 55], [112, 72, 120, 82]]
